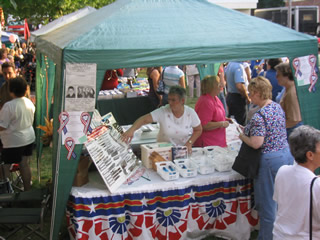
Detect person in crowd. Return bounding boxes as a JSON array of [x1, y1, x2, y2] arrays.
[[194, 75, 229, 147], [185, 64, 200, 99], [162, 66, 185, 105], [0, 62, 17, 109], [0, 77, 35, 191], [0, 48, 9, 65], [122, 86, 202, 154], [243, 61, 251, 83], [21, 42, 28, 54], [146, 67, 163, 109], [259, 58, 283, 101], [217, 63, 227, 114], [238, 76, 293, 240], [122, 68, 136, 78], [250, 59, 266, 79], [101, 69, 123, 90], [273, 125, 320, 239], [275, 63, 303, 138], [225, 61, 250, 125]]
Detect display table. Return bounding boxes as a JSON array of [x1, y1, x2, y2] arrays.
[[66, 169, 258, 240], [96, 97, 154, 125]]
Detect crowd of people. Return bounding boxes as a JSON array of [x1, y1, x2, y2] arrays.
[[0, 42, 36, 192], [121, 60, 319, 239], [0, 42, 36, 91]]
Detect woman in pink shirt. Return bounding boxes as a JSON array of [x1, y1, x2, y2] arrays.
[[194, 75, 229, 147]]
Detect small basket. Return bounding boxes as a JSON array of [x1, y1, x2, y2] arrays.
[[212, 154, 235, 172], [156, 161, 179, 181], [190, 156, 215, 175], [173, 159, 198, 178], [190, 147, 204, 157]]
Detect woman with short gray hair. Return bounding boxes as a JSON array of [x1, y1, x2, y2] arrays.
[[273, 125, 320, 239], [122, 86, 202, 154]]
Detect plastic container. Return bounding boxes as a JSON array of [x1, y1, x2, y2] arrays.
[[173, 159, 198, 178], [190, 155, 215, 175], [156, 161, 179, 181], [212, 154, 235, 172], [227, 140, 242, 152], [190, 147, 204, 157]]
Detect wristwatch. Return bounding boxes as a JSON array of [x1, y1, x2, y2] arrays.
[[188, 140, 192, 144]]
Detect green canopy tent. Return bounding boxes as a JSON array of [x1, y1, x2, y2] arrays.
[[32, 0, 320, 239]]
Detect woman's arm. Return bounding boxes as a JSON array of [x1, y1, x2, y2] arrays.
[[179, 75, 186, 89], [239, 133, 264, 149], [202, 121, 229, 131], [121, 113, 153, 143], [150, 69, 163, 104], [185, 124, 202, 153]]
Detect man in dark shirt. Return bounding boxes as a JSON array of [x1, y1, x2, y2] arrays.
[[0, 62, 16, 109]]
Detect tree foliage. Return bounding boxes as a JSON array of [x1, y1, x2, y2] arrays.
[[0, 0, 116, 25], [257, 0, 285, 9]]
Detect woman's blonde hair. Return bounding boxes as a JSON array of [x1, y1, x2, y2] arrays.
[[248, 76, 272, 100], [201, 75, 220, 95]]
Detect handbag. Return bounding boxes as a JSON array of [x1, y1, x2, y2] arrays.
[[156, 68, 165, 95], [309, 176, 318, 240], [232, 112, 266, 178]]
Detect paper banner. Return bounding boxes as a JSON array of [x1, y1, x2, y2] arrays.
[[293, 55, 318, 92], [59, 111, 92, 144]]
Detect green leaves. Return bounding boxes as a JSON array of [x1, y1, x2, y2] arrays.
[[0, 0, 115, 26]]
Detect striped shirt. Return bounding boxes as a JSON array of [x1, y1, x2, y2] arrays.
[[162, 66, 184, 94]]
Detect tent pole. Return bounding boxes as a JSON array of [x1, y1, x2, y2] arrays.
[[287, 0, 292, 29]]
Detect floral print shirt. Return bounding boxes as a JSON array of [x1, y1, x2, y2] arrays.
[[245, 101, 288, 153]]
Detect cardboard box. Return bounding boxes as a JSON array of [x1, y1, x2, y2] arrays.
[[149, 151, 167, 171], [73, 156, 93, 187], [140, 142, 172, 168]]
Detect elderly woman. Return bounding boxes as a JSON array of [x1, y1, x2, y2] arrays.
[[146, 67, 163, 109], [238, 76, 293, 240], [273, 125, 320, 239], [0, 77, 35, 191], [275, 63, 303, 138], [122, 86, 202, 153], [194, 75, 229, 147]]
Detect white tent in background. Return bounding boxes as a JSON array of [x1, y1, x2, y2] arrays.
[[30, 6, 96, 42], [1, 31, 20, 44]]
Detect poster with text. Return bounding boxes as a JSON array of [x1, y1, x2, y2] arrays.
[[65, 63, 96, 112]]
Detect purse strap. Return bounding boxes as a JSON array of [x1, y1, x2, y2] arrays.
[[310, 176, 318, 240]]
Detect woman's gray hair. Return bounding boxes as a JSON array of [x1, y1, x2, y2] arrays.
[[168, 85, 186, 100], [289, 125, 320, 163]]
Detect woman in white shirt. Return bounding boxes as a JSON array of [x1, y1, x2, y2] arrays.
[[273, 125, 320, 239], [0, 77, 35, 191], [122, 86, 202, 154]]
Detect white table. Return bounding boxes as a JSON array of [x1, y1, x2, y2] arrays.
[[67, 168, 258, 240]]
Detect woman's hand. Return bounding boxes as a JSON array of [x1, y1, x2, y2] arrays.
[[185, 141, 193, 155], [121, 129, 135, 144], [221, 121, 229, 128]]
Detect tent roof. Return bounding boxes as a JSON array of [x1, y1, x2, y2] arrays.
[[35, 0, 318, 67], [31, 6, 96, 42]]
